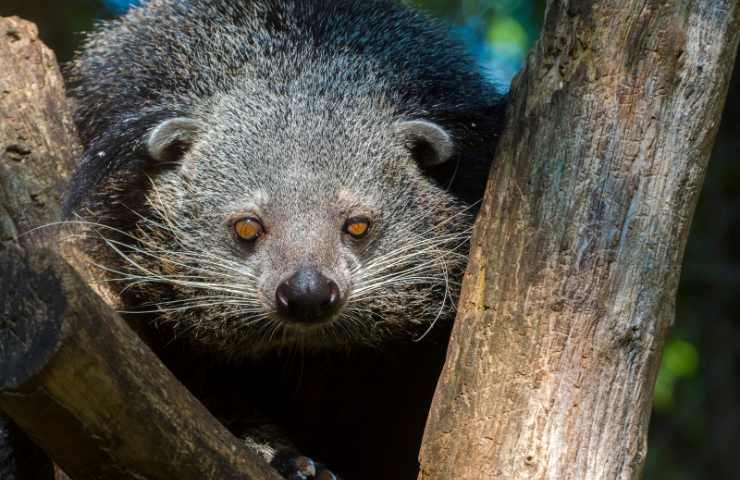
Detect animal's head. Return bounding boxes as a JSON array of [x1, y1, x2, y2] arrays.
[[99, 88, 473, 359]]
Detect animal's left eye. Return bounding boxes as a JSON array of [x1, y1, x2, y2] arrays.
[[343, 217, 371, 239]]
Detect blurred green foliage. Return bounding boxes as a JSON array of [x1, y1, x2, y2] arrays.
[[654, 339, 700, 412], [0, 1, 737, 478], [413, 0, 546, 87]]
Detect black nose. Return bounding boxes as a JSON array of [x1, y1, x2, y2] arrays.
[[275, 266, 342, 323]]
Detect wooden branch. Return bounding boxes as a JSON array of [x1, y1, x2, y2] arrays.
[[419, 1, 740, 479], [0, 16, 77, 253], [0, 16, 79, 480], [0, 248, 281, 480], [0, 16, 280, 480]]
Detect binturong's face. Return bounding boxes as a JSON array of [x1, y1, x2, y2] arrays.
[[114, 93, 472, 359]]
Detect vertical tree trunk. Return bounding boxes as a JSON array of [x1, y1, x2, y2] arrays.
[[0, 17, 78, 249], [419, 1, 739, 479], [0, 16, 79, 480]]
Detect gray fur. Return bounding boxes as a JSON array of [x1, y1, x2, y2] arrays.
[[64, 0, 504, 359], [147, 117, 201, 163], [394, 119, 455, 166]]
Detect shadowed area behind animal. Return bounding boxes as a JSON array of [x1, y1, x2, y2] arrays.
[[146, 319, 454, 479]]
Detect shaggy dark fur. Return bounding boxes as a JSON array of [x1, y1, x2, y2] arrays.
[[64, 1, 504, 478]]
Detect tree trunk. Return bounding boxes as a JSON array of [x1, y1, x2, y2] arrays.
[[0, 16, 78, 480], [419, 1, 740, 479], [0, 17, 77, 250]]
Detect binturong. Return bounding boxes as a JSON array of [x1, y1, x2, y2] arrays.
[[64, 0, 505, 478]]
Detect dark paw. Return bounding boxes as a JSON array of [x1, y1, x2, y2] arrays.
[[272, 453, 340, 480]]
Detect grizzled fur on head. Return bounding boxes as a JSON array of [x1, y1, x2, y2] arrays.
[[64, 0, 504, 359]]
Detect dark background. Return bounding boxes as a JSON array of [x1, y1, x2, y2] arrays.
[[0, 0, 737, 478]]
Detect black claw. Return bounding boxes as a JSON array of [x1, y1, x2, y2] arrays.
[[291, 456, 316, 478], [272, 451, 338, 480], [315, 468, 338, 480]]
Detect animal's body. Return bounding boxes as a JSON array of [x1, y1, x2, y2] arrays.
[[65, 0, 503, 478]]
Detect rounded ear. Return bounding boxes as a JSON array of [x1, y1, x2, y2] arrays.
[[147, 117, 201, 164], [395, 119, 455, 167]]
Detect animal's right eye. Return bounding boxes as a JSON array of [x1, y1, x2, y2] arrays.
[[234, 217, 264, 242]]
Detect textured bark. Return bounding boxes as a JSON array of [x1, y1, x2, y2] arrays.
[[0, 16, 78, 480], [0, 17, 77, 253], [419, 1, 740, 480]]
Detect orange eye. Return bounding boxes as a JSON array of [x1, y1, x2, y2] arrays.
[[234, 217, 264, 242], [343, 217, 371, 239]]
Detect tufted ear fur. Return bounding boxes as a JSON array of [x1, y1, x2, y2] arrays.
[[395, 119, 455, 167], [147, 117, 201, 164]]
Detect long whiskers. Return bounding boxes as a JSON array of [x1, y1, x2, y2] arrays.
[[40, 180, 476, 356]]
